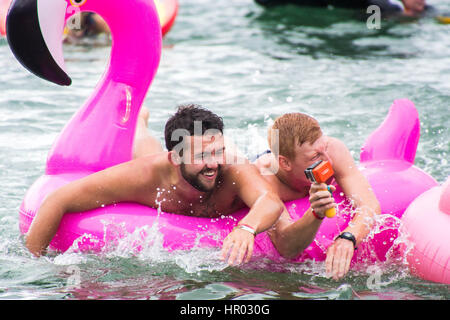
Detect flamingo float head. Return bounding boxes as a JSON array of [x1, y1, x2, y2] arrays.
[[7, 0, 162, 86], [6, 0, 162, 173]]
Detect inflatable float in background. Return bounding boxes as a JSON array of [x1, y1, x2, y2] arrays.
[[0, 0, 178, 37], [156, 0, 178, 36], [254, 0, 404, 13], [6, 1, 439, 267], [0, 0, 9, 36], [401, 177, 450, 284]]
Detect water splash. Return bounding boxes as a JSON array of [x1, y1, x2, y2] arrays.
[[55, 191, 229, 275]]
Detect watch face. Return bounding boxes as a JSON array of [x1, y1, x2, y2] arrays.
[[341, 232, 354, 239]]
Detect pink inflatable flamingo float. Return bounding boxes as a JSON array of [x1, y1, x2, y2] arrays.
[[7, 1, 438, 265]]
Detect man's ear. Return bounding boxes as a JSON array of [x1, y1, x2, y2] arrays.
[[278, 155, 292, 172], [168, 151, 182, 166]]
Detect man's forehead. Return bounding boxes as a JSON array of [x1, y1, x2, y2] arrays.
[[295, 136, 325, 154], [187, 133, 224, 149]]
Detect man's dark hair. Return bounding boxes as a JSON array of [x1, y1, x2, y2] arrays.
[[164, 104, 224, 151]]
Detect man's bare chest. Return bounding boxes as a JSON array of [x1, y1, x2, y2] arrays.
[[155, 191, 244, 218]]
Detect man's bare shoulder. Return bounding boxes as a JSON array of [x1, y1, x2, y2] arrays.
[[219, 161, 253, 182], [325, 136, 361, 180], [219, 162, 264, 189], [253, 153, 279, 176], [325, 136, 355, 163], [253, 152, 273, 168], [326, 136, 349, 153], [224, 162, 285, 198], [129, 152, 171, 181]]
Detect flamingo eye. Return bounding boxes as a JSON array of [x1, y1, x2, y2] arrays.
[[70, 0, 87, 7]]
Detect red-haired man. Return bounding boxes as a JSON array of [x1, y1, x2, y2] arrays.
[[255, 113, 381, 280]]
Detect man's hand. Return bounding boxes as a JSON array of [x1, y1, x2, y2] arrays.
[[325, 238, 354, 280], [402, 0, 426, 15], [309, 182, 355, 280], [221, 227, 255, 265], [309, 183, 336, 218]]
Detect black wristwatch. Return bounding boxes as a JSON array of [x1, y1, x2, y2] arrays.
[[335, 232, 357, 250]]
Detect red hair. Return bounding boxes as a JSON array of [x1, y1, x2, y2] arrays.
[[268, 113, 322, 159]]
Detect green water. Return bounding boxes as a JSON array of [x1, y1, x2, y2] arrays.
[[0, 0, 449, 300]]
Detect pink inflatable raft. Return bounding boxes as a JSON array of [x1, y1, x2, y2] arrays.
[[7, 1, 437, 263], [402, 177, 450, 284], [17, 100, 438, 263]]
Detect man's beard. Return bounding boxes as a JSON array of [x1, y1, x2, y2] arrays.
[[180, 163, 221, 193]]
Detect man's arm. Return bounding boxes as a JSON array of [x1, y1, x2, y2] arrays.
[[232, 164, 284, 233], [25, 157, 156, 257], [268, 183, 336, 259], [221, 164, 284, 265], [328, 138, 381, 245], [325, 138, 381, 279]]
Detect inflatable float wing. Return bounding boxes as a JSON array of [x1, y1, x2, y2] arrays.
[[7, 1, 438, 264], [401, 177, 450, 284], [1, 0, 178, 37]]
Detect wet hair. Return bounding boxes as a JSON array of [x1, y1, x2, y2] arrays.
[[164, 104, 224, 151], [268, 112, 322, 160]]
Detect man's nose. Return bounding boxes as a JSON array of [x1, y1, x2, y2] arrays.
[[205, 160, 219, 169]]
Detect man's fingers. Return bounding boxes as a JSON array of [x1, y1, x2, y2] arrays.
[[325, 245, 335, 276], [310, 190, 331, 201], [245, 240, 254, 263], [336, 251, 348, 279], [222, 229, 255, 266], [344, 250, 352, 276], [235, 242, 248, 265], [311, 198, 336, 215], [221, 237, 233, 261], [310, 183, 328, 193], [226, 242, 239, 265], [326, 243, 353, 280]]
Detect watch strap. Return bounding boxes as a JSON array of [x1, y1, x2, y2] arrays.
[[335, 232, 357, 250]]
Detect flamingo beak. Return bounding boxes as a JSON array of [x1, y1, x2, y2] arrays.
[[6, 0, 71, 86]]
